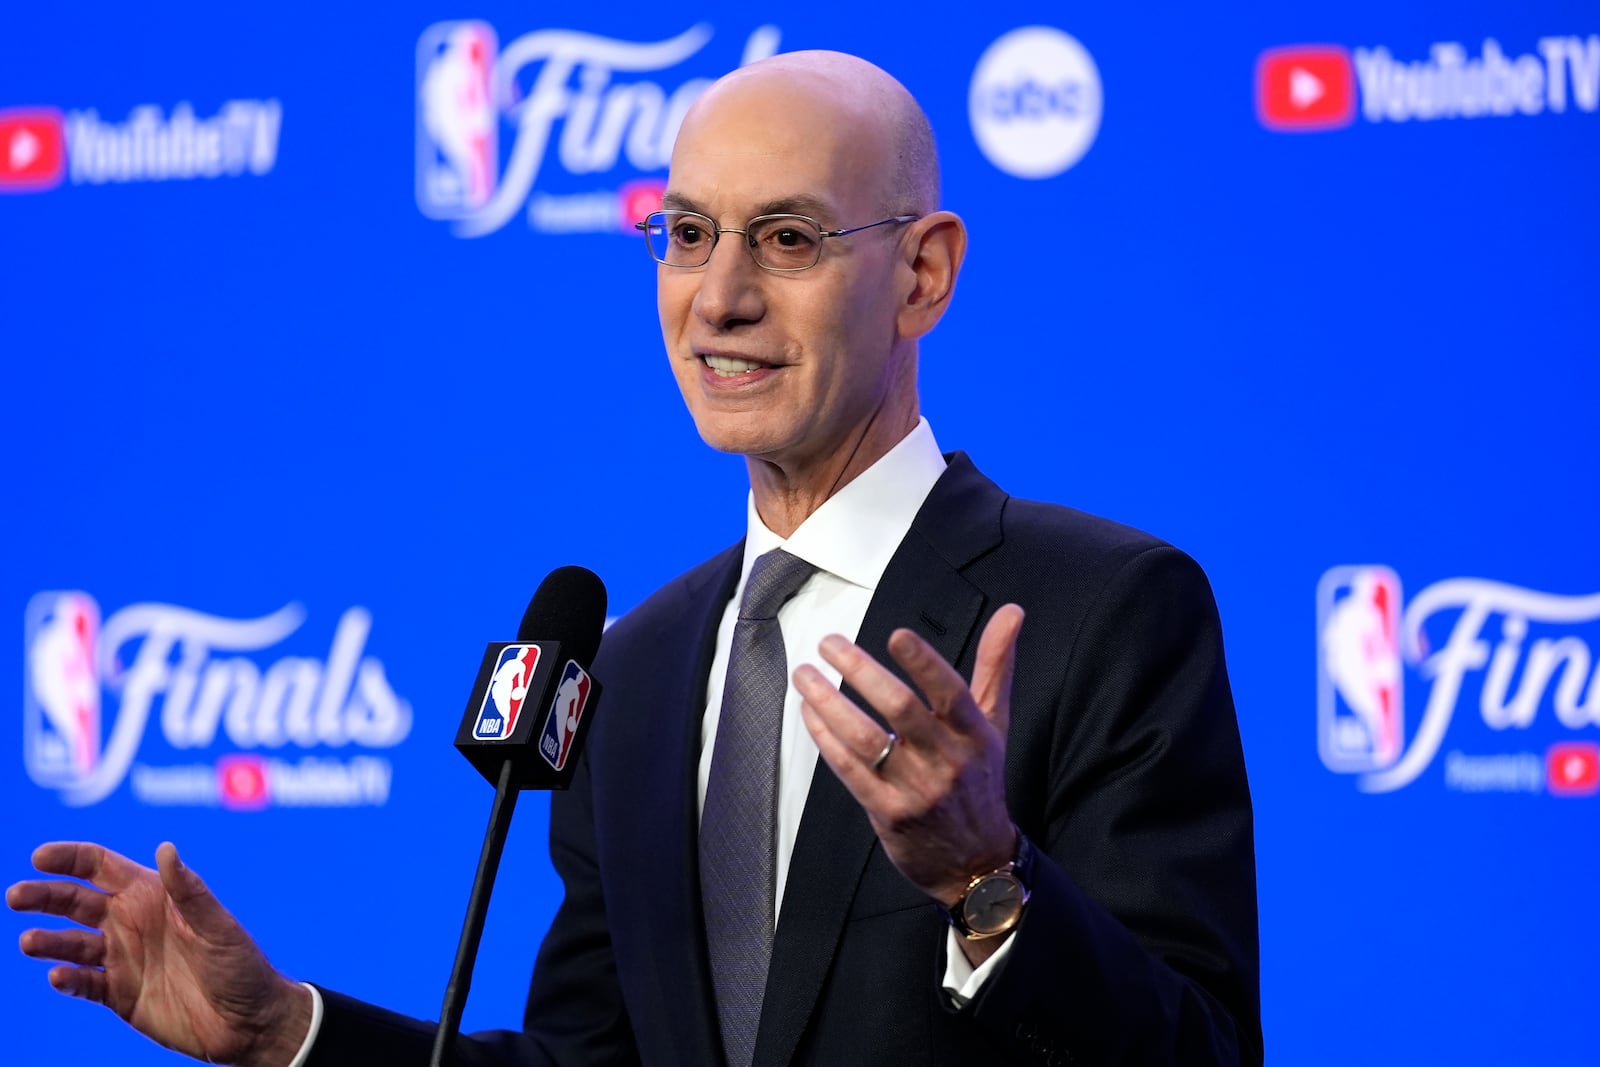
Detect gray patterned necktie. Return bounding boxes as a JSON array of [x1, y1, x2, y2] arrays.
[[700, 548, 818, 1067]]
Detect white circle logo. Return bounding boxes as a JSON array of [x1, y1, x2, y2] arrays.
[[969, 26, 1103, 179]]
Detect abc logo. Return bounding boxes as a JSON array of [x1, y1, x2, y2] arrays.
[[969, 26, 1103, 179]]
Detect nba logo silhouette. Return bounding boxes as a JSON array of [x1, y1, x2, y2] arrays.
[[539, 660, 592, 771], [416, 21, 499, 219], [474, 644, 541, 741], [23, 592, 103, 789], [1317, 566, 1405, 773]]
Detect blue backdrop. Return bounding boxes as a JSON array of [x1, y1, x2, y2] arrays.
[[5, 2, 1597, 1063]]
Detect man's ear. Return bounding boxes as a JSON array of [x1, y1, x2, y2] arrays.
[[896, 211, 968, 341]]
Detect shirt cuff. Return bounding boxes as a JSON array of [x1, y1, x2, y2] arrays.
[[940, 927, 1016, 1008], [284, 982, 325, 1067]]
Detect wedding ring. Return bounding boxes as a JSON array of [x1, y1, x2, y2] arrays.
[[872, 731, 898, 772]]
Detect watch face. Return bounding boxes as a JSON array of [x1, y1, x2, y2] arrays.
[[962, 872, 1026, 935]]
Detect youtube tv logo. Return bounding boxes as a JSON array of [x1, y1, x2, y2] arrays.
[[1256, 45, 1355, 131], [1547, 742, 1599, 797], [0, 108, 65, 192]]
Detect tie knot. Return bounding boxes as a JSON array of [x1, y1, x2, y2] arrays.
[[738, 549, 818, 622]]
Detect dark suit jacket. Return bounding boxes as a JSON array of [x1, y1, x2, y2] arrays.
[[310, 453, 1262, 1066]]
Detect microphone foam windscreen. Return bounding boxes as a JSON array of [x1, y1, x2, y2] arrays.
[[517, 565, 608, 666]]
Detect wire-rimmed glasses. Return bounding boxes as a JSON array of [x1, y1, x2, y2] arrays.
[[636, 210, 919, 272]]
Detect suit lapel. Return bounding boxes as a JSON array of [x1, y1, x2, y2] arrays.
[[753, 453, 1006, 1067], [621, 543, 742, 1057]]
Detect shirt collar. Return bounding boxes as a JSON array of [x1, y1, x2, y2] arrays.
[[742, 418, 948, 592]]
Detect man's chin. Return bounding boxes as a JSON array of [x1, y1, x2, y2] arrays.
[[691, 419, 792, 461]]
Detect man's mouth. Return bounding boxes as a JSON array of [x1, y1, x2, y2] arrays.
[[701, 354, 771, 378]]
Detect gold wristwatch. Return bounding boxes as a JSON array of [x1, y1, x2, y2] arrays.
[[943, 830, 1035, 940]]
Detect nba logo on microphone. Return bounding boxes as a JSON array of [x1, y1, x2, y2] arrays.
[[416, 20, 499, 219], [539, 660, 592, 771], [1317, 566, 1405, 773], [474, 644, 542, 741], [23, 592, 104, 789]]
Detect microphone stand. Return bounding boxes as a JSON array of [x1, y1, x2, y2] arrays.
[[430, 758, 518, 1067]]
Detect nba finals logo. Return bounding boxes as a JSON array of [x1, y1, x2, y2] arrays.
[[414, 19, 781, 237], [1317, 566, 1600, 795], [22, 591, 411, 808]]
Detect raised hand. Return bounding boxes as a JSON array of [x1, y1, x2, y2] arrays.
[[8, 841, 312, 1067], [794, 604, 1025, 956]]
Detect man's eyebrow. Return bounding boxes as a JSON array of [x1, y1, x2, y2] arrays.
[[660, 191, 703, 213], [753, 195, 832, 221], [657, 192, 836, 222]]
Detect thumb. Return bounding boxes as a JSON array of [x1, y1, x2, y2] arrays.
[[155, 842, 235, 942], [971, 604, 1024, 736]]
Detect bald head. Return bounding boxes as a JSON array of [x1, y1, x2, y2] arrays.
[[675, 50, 940, 217]]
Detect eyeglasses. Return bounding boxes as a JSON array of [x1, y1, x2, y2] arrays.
[[636, 210, 919, 272]]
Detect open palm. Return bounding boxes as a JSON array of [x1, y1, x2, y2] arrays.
[[8, 841, 309, 1066]]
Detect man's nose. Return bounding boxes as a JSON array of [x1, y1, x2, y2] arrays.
[[691, 232, 765, 330]]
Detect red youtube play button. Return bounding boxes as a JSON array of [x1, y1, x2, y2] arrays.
[[1547, 742, 1599, 797], [0, 108, 65, 192], [1256, 45, 1355, 132], [218, 754, 272, 810]]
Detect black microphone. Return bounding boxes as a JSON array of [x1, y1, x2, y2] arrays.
[[431, 566, 607, 1067], [454, 565, 608, 789]]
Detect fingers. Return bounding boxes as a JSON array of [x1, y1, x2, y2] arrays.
[[31, 841, 140, 892], [794, 664, 893, 765], [798, 696, 894, 804], [970, 605, 1024, 733], [810, 633, 953, 746], [20, 926, 106, 967], [13, 890, 114, 1004], [797, 607, 1025, 782], [156, 842, 234, 942], [6, 879, 109, 928], [48, 964, 109, 1005], [883, 629, 988, 736], [814, 627, 989, 741]]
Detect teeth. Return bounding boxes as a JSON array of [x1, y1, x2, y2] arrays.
[[703, 354, 765, 377]]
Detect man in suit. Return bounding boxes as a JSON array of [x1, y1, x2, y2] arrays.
[[9, 50, 1260, 1066]]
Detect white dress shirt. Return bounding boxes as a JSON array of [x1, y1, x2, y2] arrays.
[[696, 417, 1010, 1005], [290, 418, 1005, 1063]]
